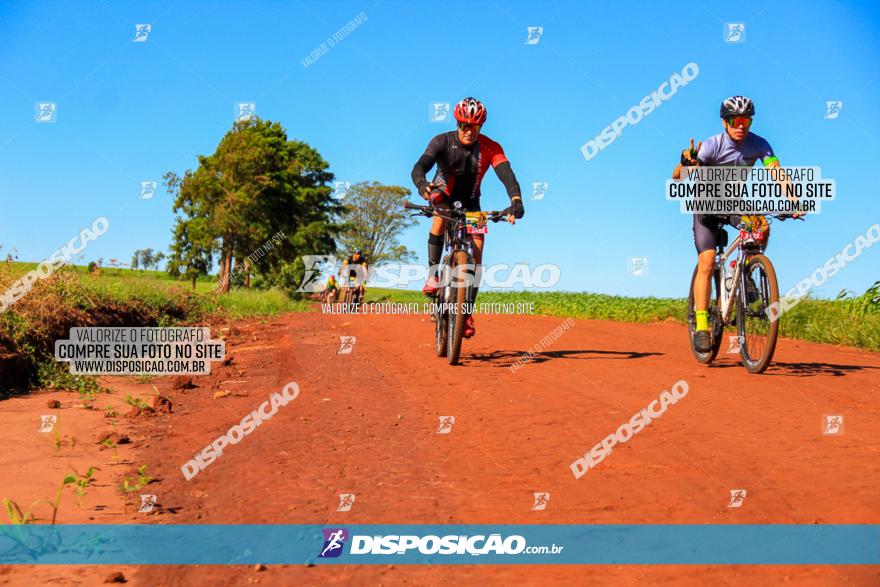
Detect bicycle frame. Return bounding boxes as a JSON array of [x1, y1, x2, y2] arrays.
[[717, 234, 743, 322], [717, 223, 768, 323], [404, 201, 504, 303], [439, 212, 478, 301]]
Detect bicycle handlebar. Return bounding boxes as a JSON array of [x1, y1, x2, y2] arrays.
[[403, 202, 507, 222]]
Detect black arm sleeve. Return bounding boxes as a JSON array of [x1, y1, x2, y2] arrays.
[[494, 161, 521, 200], [411, 134, 444, 195]]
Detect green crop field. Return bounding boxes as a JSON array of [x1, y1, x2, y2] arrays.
[[1, 262, 877, 393]]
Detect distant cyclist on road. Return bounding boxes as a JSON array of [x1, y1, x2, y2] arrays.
[[411, 97, 524, 339], [673, 95, 801, 352], [322, 274, 340, 303], [338, 250, 368, 299]]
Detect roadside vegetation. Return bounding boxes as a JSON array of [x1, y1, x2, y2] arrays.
[[2, 260, 877, 397], [0, 263, 306, 395], [366, 284, 880, 352]]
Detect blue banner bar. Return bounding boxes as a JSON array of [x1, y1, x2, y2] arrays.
[[1, 525, 877, 565]]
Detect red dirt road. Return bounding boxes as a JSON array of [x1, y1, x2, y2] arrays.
[[3, 308, 879, 585]]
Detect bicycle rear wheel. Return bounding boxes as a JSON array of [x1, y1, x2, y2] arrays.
[[446, 251, 469, 365], [737, 254, 779, 374], [687, 264, 724, 363]]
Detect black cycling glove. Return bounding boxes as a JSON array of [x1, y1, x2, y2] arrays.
[[680, 149, 700, 166], [505, 198, 524, 219]]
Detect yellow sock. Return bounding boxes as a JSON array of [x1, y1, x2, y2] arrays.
[[695, 310, 709, 331]]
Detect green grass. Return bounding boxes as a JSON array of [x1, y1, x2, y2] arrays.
[[366, 285, 880, 352], [2, 264, 876, 395], [0, 263, 310, 393], [366, 287, 686, 322], [214, 287, 311, 317], [7, 262, 217, 292]]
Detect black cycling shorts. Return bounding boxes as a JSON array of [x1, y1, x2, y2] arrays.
[[693, 215, 740, 253]]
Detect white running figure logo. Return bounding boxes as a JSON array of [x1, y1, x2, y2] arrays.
[[531, 492, 550, 511], [728, 489, 747, 508], [39, 415, 57, 432], [337, 493, 356, 511], [823, 415, 843, 434], [321, 529, 346, 557], [437, 416, 455, 434]]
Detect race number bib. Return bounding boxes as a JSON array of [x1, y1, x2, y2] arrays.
[[465, 212, 488, 234]]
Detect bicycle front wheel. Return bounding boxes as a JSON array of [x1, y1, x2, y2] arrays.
[[737, 254, 780, 374], [446, 251, 469, 365], [434, 290, 448, 358]]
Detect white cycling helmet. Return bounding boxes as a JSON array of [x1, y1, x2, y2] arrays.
[[720, 95, 755, 118]]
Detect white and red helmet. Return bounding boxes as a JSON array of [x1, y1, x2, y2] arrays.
[[453, 97, 487, 125]]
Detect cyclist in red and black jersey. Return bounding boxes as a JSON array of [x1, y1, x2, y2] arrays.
[[411, 97, 524, 339]]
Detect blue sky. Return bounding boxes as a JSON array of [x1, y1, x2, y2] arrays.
[[1, 0, 878, 298]]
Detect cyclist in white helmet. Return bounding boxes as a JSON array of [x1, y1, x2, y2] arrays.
[[672, 95, 797, 353]]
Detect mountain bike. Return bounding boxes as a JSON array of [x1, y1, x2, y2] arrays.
[[404, 201, 506, 365], [687, 214, 800, 374], [341, 278, 361, 311], [322, 287, 339, 304]]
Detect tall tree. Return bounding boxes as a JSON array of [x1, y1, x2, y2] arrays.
[[165, 117, 342, 292], [165, 213, 214, 289], [153, 251, 165, 271], [337, 181, 416, 264], [140, 249, 155, 271]]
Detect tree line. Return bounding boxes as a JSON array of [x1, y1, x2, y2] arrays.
[[162, 117, 416, 293]]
